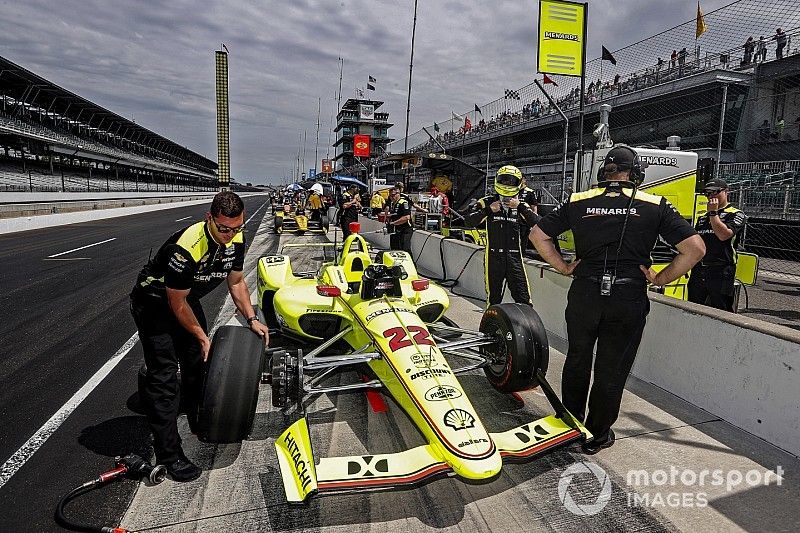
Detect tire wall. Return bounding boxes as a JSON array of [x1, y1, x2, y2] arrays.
[[358, 215, 800, 457]]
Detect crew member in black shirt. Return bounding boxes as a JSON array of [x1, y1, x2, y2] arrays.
[[339, 184, 361, 238], [531, 145, 704, 454], [688, 178, 747, 312], [466, 165, 540, 305], [387, 186, 413, 253], [130, 191, 269, 481]]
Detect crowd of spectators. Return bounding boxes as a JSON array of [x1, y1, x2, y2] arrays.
[[413, 27, 798, 153]]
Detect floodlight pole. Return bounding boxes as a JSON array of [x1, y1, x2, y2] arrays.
[[403, 0, 419, 175]]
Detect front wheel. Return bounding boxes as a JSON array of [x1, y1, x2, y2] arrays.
[[479, 303, 549, 393], [197, 326, 265, 443]]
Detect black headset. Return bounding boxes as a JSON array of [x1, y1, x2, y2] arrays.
[[597, 145, 644, 185]]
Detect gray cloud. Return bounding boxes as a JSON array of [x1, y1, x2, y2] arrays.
[[0, 0, 771, 182]]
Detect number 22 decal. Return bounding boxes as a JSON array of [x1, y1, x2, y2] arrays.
[[383, 326, 434, 351]]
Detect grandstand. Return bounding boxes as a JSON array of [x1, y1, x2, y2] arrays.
[[387, 0, 799, 196], [0, 55, 218, 193]]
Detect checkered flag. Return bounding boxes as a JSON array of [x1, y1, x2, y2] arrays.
[[504, 89, 521, 100]]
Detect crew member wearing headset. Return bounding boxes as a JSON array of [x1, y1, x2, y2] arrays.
[[466, 165, 540, 306], [531, 145, 705, 453]]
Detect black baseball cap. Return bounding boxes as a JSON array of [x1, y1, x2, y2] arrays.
[[603, 146, 637, 170], [703, 178, 728, 191]]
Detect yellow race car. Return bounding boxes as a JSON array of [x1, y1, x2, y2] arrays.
[[274, 203, 309, 235], [197, 224, 591, 503]]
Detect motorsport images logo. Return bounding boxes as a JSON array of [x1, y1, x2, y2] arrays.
[[558, 462, 785, 515], [558, 461, 612, 516]]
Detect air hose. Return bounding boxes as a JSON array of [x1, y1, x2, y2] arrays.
[[55, 454, 165, 533]]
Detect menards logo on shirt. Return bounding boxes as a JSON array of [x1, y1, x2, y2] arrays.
[[585, 207, 638, 216]]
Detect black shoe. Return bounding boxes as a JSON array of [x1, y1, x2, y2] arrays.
[[165, 457, 202, 482], [581, 429, 615, 455]]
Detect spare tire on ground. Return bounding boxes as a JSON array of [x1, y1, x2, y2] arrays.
[[479, 303, 549, 393], [197, 326, 265, 443]]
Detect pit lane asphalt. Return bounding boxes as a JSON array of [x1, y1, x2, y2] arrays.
[[0, 195, 271, 532]]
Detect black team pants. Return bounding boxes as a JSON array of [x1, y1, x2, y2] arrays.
[[130, 295, 206, 464], [687, 264, 735, 312], [486, 250, 531, 305], [562, 278, 650, 440], [389, 228, 413, 253]]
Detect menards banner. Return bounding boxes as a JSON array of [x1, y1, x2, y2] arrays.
[[537, 0, 586, 77]]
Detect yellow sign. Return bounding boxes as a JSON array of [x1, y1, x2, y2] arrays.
[[537, 0, 586, 77]]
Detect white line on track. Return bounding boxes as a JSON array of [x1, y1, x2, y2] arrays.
[[175, 216, 192, 222], [0, 199, 271, 490], [47, 237, 117, 258], [0, 332, 140, 490]]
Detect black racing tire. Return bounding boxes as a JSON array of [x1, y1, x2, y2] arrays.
[[479, 303, 549, 393], [197, 326, 265, 443], [297, 229, 305, 235], [274, 217, 283, 234], [321, 213, 330, 233], [464, 234, 476, 244], [261, 290, 279, 329]]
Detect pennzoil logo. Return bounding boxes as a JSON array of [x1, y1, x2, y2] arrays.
[[424, 385, 462, 401], [444, 409, 475, 431], [355, 140, 369, 150], [263, 255, 285, 263]]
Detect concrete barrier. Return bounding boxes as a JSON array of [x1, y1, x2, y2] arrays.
[[358, 217, 800, 457]]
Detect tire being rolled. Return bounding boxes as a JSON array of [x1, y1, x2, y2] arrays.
[[197, 326, 265, 443], [479, 303, 549, 393]]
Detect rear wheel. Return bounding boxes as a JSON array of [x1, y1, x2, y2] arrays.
[[274, 217, 283, 234], [197, 326, 265, 443], [479, 303, 549, 393], [464, 234, 476, 244]]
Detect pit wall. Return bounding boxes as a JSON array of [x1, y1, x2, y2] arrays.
[[357, 215, 800, 457]]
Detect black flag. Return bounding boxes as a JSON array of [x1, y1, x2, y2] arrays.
[[602, 46, 617, 65], [367, 83, 375, 91], [369, 75, 376, 83], [474, 103, 482, 115]]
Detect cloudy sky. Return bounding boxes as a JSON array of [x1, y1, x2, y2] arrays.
[[1, 0, 738, 183]]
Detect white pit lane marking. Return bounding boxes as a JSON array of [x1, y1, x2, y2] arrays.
[[175, 216, 192, 222], [0, 332, 139, 489], [47, 237, 117, 258]]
